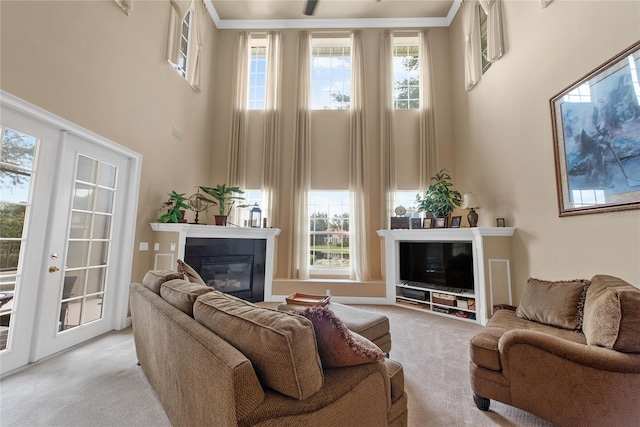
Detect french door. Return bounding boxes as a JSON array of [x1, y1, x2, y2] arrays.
[[0, 93, 140, 374]]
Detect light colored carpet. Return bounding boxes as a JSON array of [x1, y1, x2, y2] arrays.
[[0, 305, 553, 426]]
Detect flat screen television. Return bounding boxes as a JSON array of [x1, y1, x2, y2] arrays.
[[399, 241, 474, 292]]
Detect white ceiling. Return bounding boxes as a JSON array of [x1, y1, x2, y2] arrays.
[[205, 0, 462, 29]]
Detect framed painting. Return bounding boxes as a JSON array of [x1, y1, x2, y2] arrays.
[[550, 41, 640, 216], [450, 216, 462, 228]]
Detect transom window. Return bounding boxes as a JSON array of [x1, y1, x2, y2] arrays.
[[309, 191, 350, 272], [479, 6, 491, 74], [248, 37, 267, 110], [393, 39, 420, 109], [311, 37, 351, 110], [172, 9, 192, 78]]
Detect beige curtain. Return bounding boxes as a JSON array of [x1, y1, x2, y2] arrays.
[[263, 31, 283, 231], [463, 0, 482, 91], [380, 29, 396, 229], [349, 30, 369, 281], [166, 0, 193, 65], [288, 31, 312, 280], [418, 29, 439, 191], [479, 0, 505, 62], [228, 31, 250, 189], [189, 1, 205, 92]]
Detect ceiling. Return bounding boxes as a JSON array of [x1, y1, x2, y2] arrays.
[[205, 0, 462, 29]]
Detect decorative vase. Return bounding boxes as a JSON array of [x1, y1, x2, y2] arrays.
[[214, 215, 228, 226]]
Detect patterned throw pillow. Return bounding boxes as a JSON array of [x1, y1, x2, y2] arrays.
[[295, 306, 385, 368], [176, 259, 207, 287]]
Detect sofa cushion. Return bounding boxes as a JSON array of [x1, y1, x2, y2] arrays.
[[142, 270, 184, 294], [295, 306, 385, 368], [160, 278, 212, 316], [515, 278, 589, 330], [177, 259, 207, 287], [193, 292, 323, 400], [583, 275, 640, 353]]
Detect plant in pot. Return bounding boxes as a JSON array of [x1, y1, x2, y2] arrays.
[[415, 169, 463, 227], [199, 184, 245, 226], [157, 191, 191, 223]]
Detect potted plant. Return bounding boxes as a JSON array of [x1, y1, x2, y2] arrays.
[[199, 184, 245, 226], [415, 169, 463, 225], [157, 191, 191, 223]]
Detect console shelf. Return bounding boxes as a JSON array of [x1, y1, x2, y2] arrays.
[[377, 227, 515, 325]]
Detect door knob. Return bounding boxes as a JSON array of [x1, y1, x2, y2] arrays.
[[49, 266, 60, 273]]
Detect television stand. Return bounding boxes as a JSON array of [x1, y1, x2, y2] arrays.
[[377, 227, 515, 325]]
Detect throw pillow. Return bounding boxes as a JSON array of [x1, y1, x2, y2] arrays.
[[177, 259, 207, 287], [515, 278, 590, 330], [295, 306, 385, 368], [142, 270, 184, 294], [160, 278, 212, 316]]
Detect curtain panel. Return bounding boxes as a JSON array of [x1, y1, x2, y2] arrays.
[[263, 31, 283, 233], [288, 31, 312, 280], [228, 31, 250, 189], [166, 0, 193, 65], [418, 29, 439, 191], [380, 29, 397, 229], [349, 30, 369, 281], [479, 0, 505, 62]]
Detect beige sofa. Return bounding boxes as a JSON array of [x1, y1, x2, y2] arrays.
[[130, 271, 408, 427], [469, 275, 640, 427]]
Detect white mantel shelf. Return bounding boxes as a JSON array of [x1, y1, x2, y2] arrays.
[[376, 227, 515, 240], [150, 223, 281, 301]]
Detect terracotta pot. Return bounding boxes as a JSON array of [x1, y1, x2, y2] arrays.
[[214, 215, 228, 226]]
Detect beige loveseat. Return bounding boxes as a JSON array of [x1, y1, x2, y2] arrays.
[[130, 271, 407, 427], [469, 275, 640, 427]]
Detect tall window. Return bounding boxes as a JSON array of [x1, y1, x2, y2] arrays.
[[393, 38, 420, 109], [311, 37, 351, 110], [393, 190, 421, 218], [248, 37, 267, 110], [309, 191, 350, 272], [479, 6, 491, 74], [173, 9, 192, 78]]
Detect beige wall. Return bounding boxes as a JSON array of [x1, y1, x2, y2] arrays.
[[0, 0, 219, 282], [448, 0, 640, 299], [211, 28, 455, 285]]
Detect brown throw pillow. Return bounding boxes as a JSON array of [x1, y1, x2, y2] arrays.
[[516, 278, 589, 330], [160, 279, 212, 316], [142, 270, 183, 294], [583, 287, 640, 353], [177, 259, 207, 287], [295, 306, 385, 368]]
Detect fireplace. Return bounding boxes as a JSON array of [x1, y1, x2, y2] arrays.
[[184, 237, 265, 302]]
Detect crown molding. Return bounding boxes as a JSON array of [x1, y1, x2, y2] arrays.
[[204, 0, 462, 30]]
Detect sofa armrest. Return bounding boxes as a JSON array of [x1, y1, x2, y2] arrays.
[[499, 329, 640, 375]]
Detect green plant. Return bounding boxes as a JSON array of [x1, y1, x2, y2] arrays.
[[415, 169, 463, 217], [157, 191, 191, 223], [199, 184, 245, 216]]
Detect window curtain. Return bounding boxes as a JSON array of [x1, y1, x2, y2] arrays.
[[189, 1, 205, 92], [166, 0, 193, 65], [479, 0, 505, 62], [228, 31, 250, 190], [349, 30, 369, 282], [288, 31, 312, 280], [418, 29, 439, 191], [262, 31, 282, 232], [380, 29, 396, 229], [463, 0, 482, 91]]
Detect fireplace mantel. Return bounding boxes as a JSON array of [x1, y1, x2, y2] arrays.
[[150, 223, 280, 301]]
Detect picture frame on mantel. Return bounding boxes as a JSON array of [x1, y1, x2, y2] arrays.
[[550, 41, 640, 216]]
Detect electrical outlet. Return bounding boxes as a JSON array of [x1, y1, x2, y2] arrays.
[[326, 289, 331, 296], [154, 243, 160, 251], [139, 242, 148, 251], [170, 243, 176, 252]]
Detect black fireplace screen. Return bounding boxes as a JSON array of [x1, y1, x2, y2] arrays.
[[200, 255, 254, 294]]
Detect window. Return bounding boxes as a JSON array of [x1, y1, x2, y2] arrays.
[[393, 190, 421, 218], [393, 39, 419, 109], [311, 37, 351, 110], [479, 6, 491, 74], [173, 9, 192, 78], [238, 189, 262, 226], [309, 191, 350, 271], [248, 38, 267, 110]]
